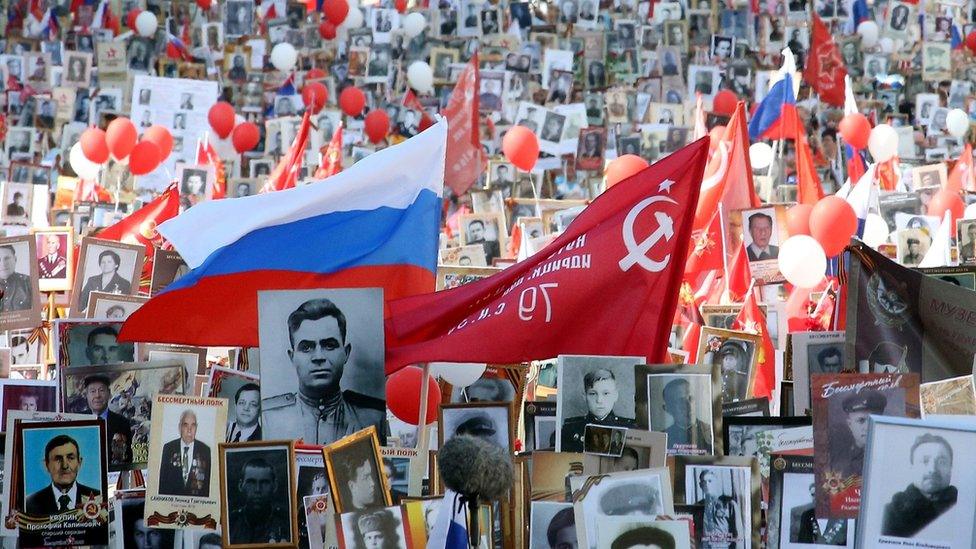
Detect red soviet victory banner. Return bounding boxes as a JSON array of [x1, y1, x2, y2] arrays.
[[442, 53, 487, 195], [385, 138, 710, 372], [803, 14, 847, 107]]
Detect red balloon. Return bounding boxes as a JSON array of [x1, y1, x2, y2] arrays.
[[231, 122, 260, 153], [318, 19, 336, 39], [306, 68, 327, 80], [967, 31, 976, 54], [208, 101, 236, 139], [364, 110, 391, 143], [713, 90, 738, 115], [302, 83, 329, 114], [386, 366, 441, 425], [196, 0, 212, 9], [928, 189, 965, 234], [80, 128, 109, 164], [339, 87, 366, 117], [839, 113, 871, 150], [125, 8, 141, 30], [128, 141, 162, 176], [809, 196, 858, 257], [786, 204, 814, 236], [322, 0, 349, 25], [502, 125, 540, 171], [142, 125, 173, 161], [605, 154, 649, 188], [106, 118, 137, 161], [394, 0, 407, 12]]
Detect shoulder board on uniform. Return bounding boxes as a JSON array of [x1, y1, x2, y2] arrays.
[[343, 390, 385, 412], [262, 393, 296, 410]]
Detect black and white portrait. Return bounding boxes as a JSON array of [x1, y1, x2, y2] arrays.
[[220, 443, 296, 546], [2, 182, 32, 226], [791, 331, 847, 414], [684, 465, 752, 548], [440, 403, 512, 452], [178, 165, 214, 205], [224, 0, 255, 37], [529, 502, 576, 549], [114, 495, 178, 549], [768, 455, 853, 548], [5, 128, 35, 159], [323, 429, 389, 513], [72, 239, 143, 313], [858, 418, 976, 548], [540, 111, 567, 144], [339, 506, 409, 549], [710, 35, 734, 59], [556, 355, 639, 452], [698, 328, 759, 403], [574, 468, 674, 549], [258, 288, 387, 446], [647, 373, 714, 455], [63, 53, 90, 86], [126, 37, 152, 72], [459, 213, 506, 264]]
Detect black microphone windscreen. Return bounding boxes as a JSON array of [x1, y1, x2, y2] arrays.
[[438, 435, 514, 501]]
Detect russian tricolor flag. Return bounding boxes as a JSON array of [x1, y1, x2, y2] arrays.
[[748, 73, 799, 141], [120, 120, 447, 347]]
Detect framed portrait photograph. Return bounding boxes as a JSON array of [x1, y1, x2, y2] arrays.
[[523, 401, 557, 452], [458, 212, 508, 265], [957, 219, 976, 264], [85, 291, 147, 320], [811, 373, 921, 519], [790, 330, 847, 415], [322, 426, 391, 514], [31, 226, 73, 292], [572, 467, 675, 549], [767, 454, 855, 548], [206, 366, 261, 442], [295, 445, 331, 548], [229, 178, 258, 198], [732, 204, 790, 283], [697, 327, 762, 404], [583, 429, 669, 475], [555, 355, 642, 452], [671, 455, 762, 548], [1, 181, 33, 225], [895, 228, 931, 267], [920, 375, 976, 416], [338, 505, 412, 549], [439, 402, 513, 453], [55, 319, 134, 367], [219, 440, 298, 547], [60, 361, 185, 471], [62, 51, 92, 87], [0, 379, 58, 431], [11, 419, 109, 547], [583, 424, 627, 457], [257, 288, 387, 446], [0, 235, 41, 331], [113, 490, 179, 549], [911, 163, 948, 190], [636, 363, 722, 456], [176, 164, 216, 207], [145, 395, 228, 529], [70, 237, 145, 314], [576, 126, 607, 172], [529, 501, 576, 549], [438, 244, 488, 267], [141, 343, 208, 379], [4, 127, 36, 160], [858, 416, 976, 548]]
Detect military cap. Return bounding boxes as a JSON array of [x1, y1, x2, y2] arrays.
[[599, 483, 658, 515], [454, 413, 497, 437], [841, 389, 887, 414], [357, 512, 385, 535]]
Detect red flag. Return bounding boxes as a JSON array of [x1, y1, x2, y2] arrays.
[[802, 14, 847, 107], [313, 124, 343, 179], [796, 131, 825, 204], [97, 185, 181, 290], [441, 53, 487, 195], [725, 243, 752, 302], [262, 109, 313, 193], [197, 137, 226, 199], [732, 286, 776, 398], [695, 103, 761, 260], [684, 210, 725, 278], [385, 138, 711, 371], [402, 90, 435, 133], [947, 142, 975, 193]]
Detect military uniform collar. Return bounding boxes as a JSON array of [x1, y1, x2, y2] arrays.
[[297, 390, 343, 411]]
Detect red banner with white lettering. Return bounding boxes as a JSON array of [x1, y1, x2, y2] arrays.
[[385, 138, 710, 372], [442, 53, 487, 195]]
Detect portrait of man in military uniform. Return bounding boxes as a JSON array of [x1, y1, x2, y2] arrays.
[[259, 289, 387, 446], [649, 375, 714, 455], [0, 241, 36, 313], [221, 446, 295, 547], [829, 389, 887, 478], [788, 481, 848, 544], [690, 467, 746, 548], [559, 366, 636, 452]]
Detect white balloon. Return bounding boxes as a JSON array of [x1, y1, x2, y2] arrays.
[[403, 12, 426, 38], [69, 143, 101, 180], [878, 37, 894, 54], [430, 362, 486, 388], [135, 11, 158, 37], [946, 108, 970, 138], [749, 142, 774, 170], [778, 235, 827, 289], [270, 43, 297, 72], [406, 61, 434, 94], [857, 21, 879, 48], [343, 5, 364, 28], [862, 213, 891, 248], [867, 123, 898, 162], [965, 203, 976, 220]]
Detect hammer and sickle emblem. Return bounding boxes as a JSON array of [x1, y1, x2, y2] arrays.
[[619, 195, 678, 272]]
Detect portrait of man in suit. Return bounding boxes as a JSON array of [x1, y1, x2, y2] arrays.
[[746, 212, 779, 261], [83, 375, 132, 466], [24, 434, 101, 515], [158, 409, 211, 497], [226, 383, 262, 442]]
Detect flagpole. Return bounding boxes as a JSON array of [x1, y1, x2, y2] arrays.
[[409, 362, 433, 498]]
